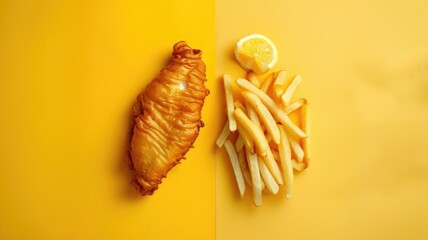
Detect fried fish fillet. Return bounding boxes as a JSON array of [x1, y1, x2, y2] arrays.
[[129, 41, 209, 195]]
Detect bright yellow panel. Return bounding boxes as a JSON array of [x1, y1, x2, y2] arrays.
[[0, 0, 215, 239], [216, 0, 428, 239]]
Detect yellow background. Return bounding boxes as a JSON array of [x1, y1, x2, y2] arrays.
[[1, 0, 428, 239], [216, 0, 428, 239], [0, 0, 215, 239]]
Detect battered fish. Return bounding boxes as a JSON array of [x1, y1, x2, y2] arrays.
[[129, 41, 209, 195]]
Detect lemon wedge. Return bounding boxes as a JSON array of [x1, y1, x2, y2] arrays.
[[234, 34, 278, 74]]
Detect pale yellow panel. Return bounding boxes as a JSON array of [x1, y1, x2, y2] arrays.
[[0, 0, 215, 239], [216, 0, 428, 239]]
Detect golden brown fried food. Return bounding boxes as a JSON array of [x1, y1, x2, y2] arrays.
[[129, 41, 209, 195]]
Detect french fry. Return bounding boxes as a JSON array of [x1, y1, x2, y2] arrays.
[[216, 121, 230, 147], [247, 71, 260, 88], [281, 74, 302, 106], [235, 135, 245, 152], [233, 108, 268, 157], [285, 98, 306, 115], [292, 159, 306, 172], [234, 100, 249, 151], [260, 72, 276, 92], [236, 124, 254, 154], [220, 69, 311, 205], [245, 100, 262, 129], [273, 70, 287, 98], [289, 134, 304, 162], [238, 148, 253, 187], [236, 78, 306, 138], [272, 149, 280, 162], [245, 145, 263, 206], [245, 100, 282, 186], [301, 101, 311, 167], [263, 146, 284, 185], [234, 100, 246, 114], [278, 124, 294, 199], [258, 156, 279, 195], [242, 91, 280, 144], [224, 74, 237, 131], [224, 140, 246, 197], [261, 175, 266, 190]]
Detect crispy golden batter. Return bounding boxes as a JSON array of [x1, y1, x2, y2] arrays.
[[130, 41, 209, 195]]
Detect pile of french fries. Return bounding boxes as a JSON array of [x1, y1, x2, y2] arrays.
[[216, 71, 311, 206]]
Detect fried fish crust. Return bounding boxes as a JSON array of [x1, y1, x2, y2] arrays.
[[130, 41, 209, 195]]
